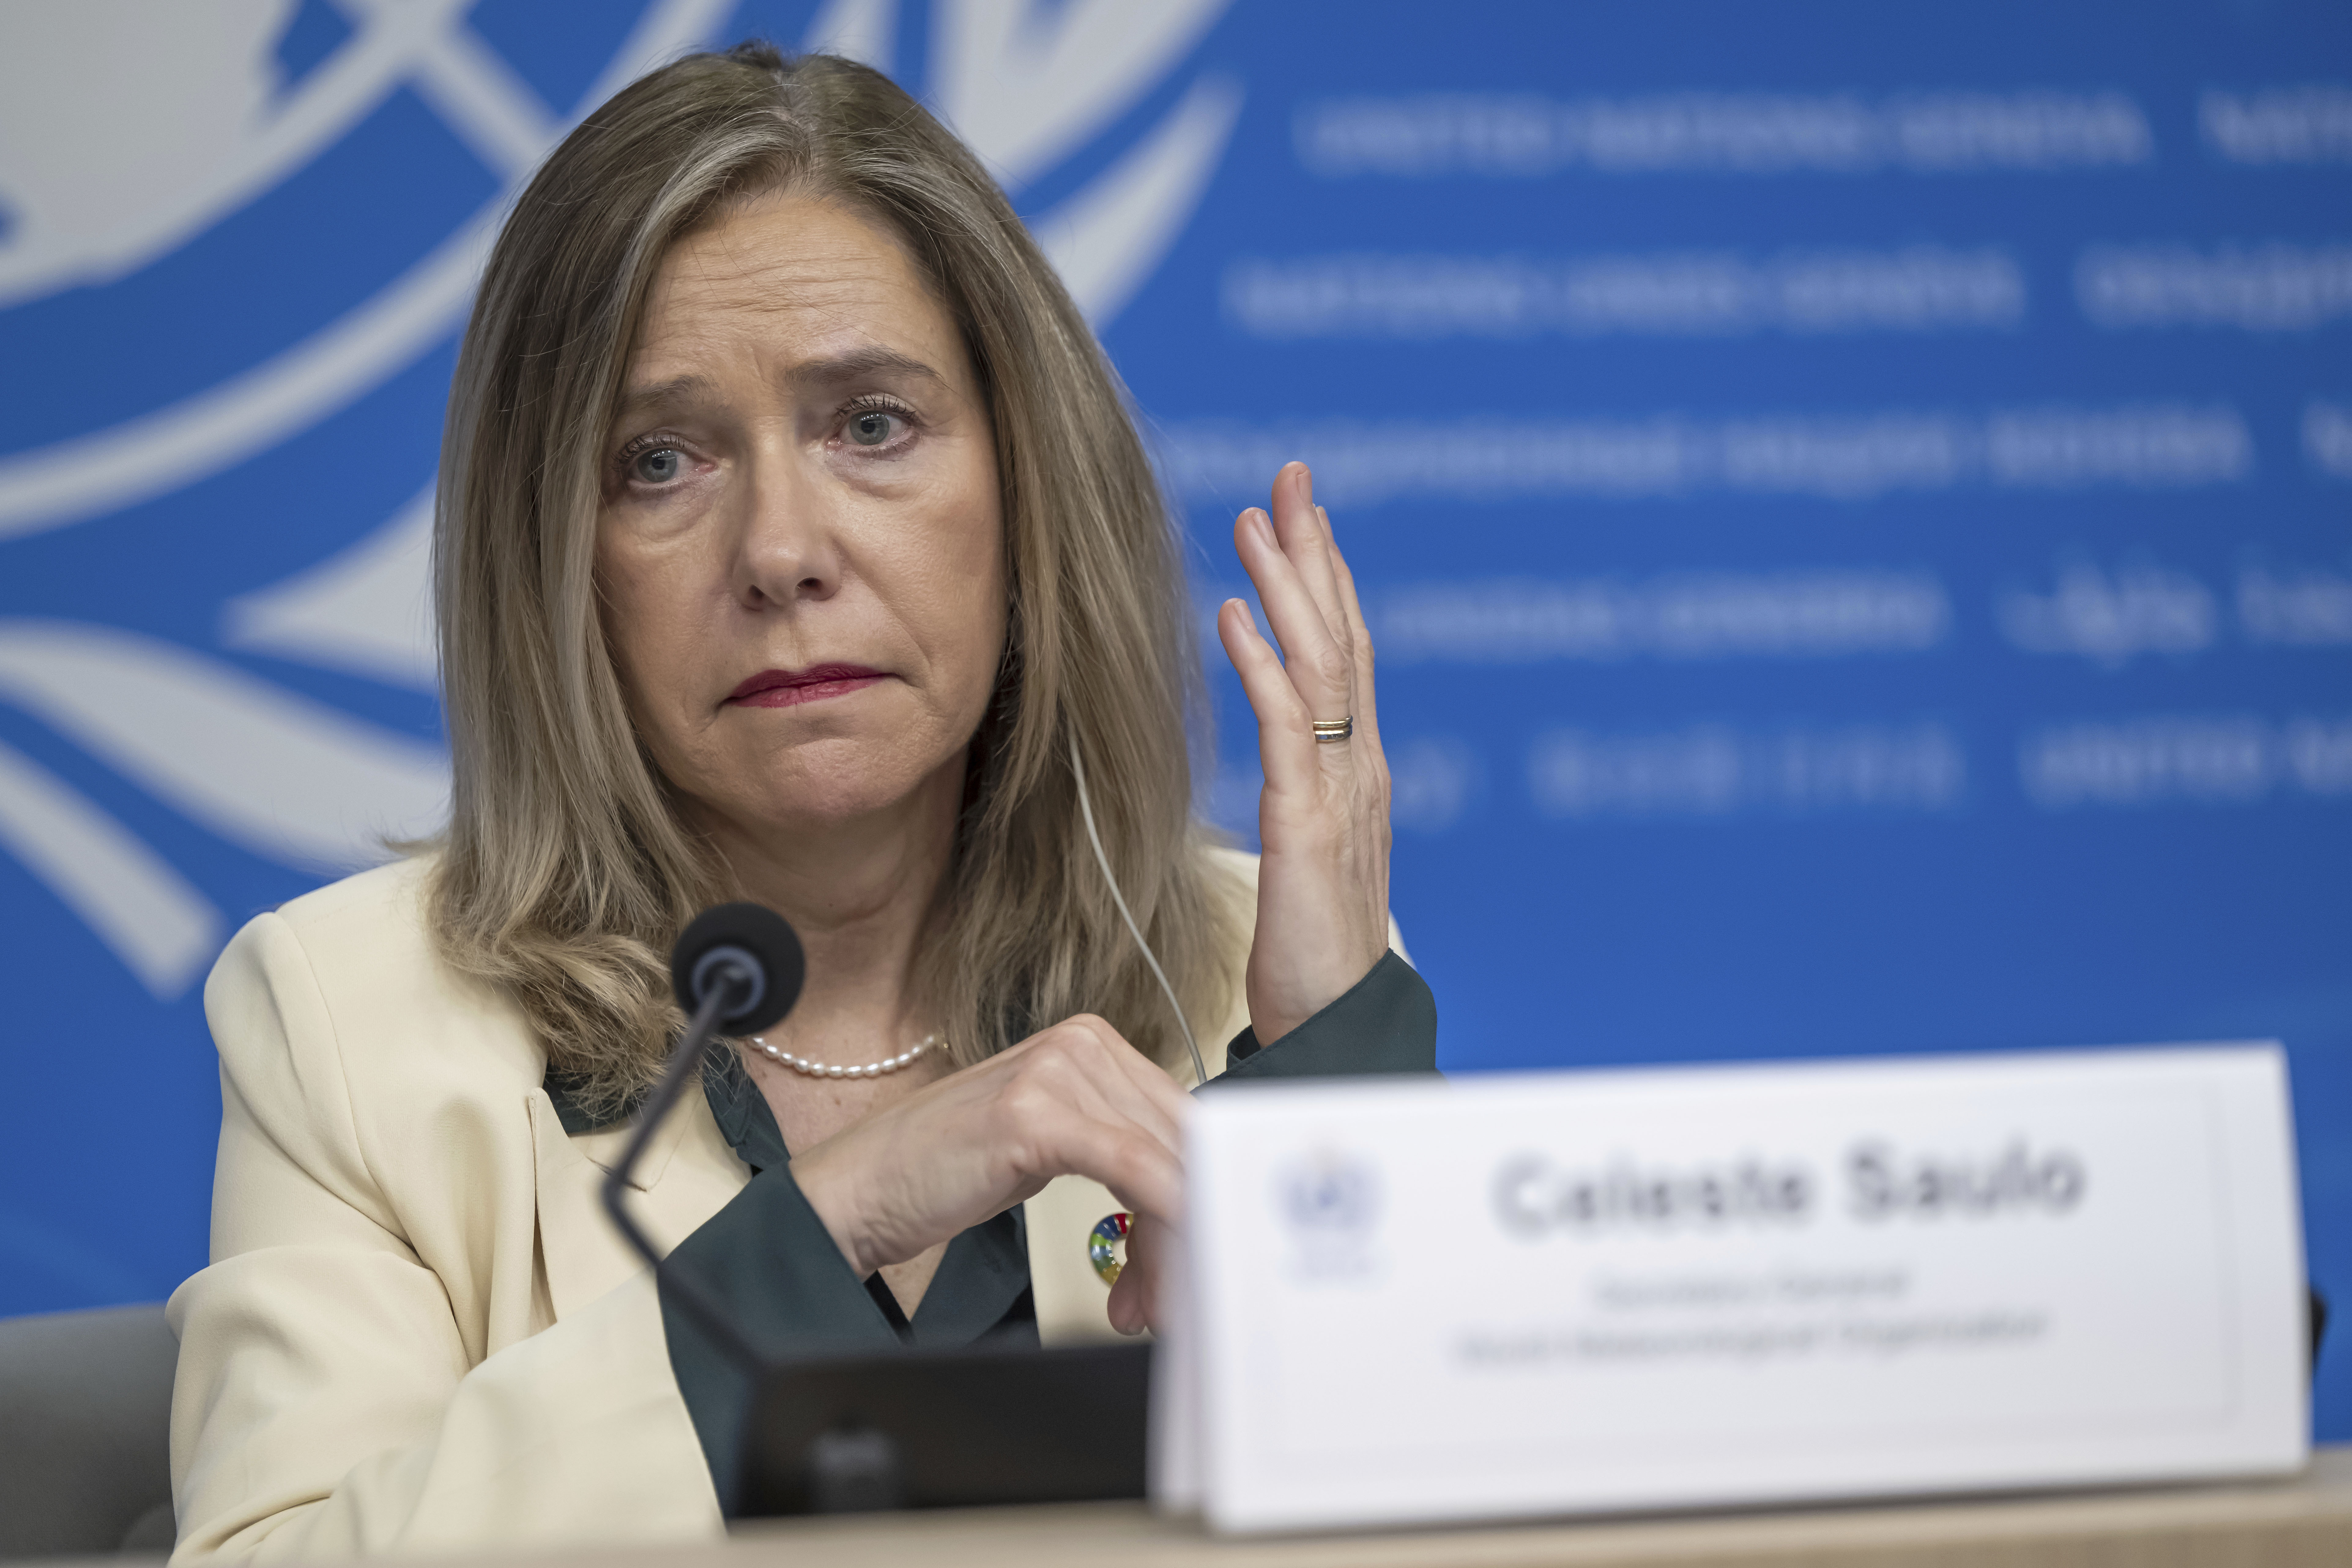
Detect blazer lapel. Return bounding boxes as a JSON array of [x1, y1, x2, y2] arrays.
[[528, 1086, 751, 1321]]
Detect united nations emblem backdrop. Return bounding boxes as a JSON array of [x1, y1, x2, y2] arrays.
[[2, 0, 2346, 1431]]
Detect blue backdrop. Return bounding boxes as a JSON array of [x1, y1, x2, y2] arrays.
[[2, 0, 2345, 1438]]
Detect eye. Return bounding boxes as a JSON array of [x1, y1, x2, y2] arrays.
[[630, 445, 685, 484], [845, 408, 904, 447]]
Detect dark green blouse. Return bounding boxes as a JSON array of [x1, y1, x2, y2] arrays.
[[546, 950, 1438, 1510]]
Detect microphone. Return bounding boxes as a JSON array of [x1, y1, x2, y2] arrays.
[[603, 902, 805, 1369]]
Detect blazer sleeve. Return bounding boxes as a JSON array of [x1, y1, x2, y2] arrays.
[[166, 914, 721, 1562], [1209, 950, 1438, 1083]]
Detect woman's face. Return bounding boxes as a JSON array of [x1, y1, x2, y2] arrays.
[[596, 191, 1006, 840]]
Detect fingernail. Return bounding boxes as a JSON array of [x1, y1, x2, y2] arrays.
[[1248, 508, 1274, 543]]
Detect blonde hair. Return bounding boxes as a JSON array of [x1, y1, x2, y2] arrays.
[[429, 43, 1236, 1120]]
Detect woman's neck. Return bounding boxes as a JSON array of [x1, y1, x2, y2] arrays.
[[692, 762, 963, 1055]]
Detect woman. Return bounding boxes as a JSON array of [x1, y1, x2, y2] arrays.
[[167, 43, 1433, 1560]]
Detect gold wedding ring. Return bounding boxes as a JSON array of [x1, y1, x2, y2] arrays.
[[1312, 716, 1355, 744]]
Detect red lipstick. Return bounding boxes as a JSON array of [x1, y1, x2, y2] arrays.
[[725, 664, 886, 708]]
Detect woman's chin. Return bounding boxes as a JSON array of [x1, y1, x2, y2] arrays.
[[707, 742, 963, 836], [763, 782, 923, 830]]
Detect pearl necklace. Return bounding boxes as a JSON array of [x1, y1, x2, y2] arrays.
[[746, 1031, 938, 1079]]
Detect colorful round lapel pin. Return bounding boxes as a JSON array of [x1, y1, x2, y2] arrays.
[[1089, 1211, 1131, 1285]]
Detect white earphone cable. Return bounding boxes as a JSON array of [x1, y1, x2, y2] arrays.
[[1068, 733, 1208, 1090]]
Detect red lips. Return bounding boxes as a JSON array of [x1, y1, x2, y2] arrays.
[[725, 664, 887, 708]]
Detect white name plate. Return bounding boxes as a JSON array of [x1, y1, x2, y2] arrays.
[[1153, 1044, 2308, 1534]]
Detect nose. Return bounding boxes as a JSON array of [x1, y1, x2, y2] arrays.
[[732, 436, 842, 611]]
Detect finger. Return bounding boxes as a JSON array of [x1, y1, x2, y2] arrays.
[[1107, 1220, 1147, 1334], [1059, 1119, 1184, 1228], [1052, 1015, 1192, 1153], [1002, 1025, 1188, 1213], [1218, 596, 1319, 794], [1108, 1217, 1165, 1336], [1107, 1253, 1152, 1335], [1001, 1035, 1184, 1175], [1268, 463, 1349, 647], [1108, 1273, 1143, 1335], [1105, 1025, 1198, 1135], [1047, 1014, 1190, 1137], [1320, 507, 1382, 746], [1233, 506, 1354, 725]]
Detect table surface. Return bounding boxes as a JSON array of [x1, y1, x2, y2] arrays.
[[624, 1448, 2352, 1568], [92, 1447, 2333, 1568]]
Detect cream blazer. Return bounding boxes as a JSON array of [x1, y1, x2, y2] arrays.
[[167, 849, 1290, 1562]]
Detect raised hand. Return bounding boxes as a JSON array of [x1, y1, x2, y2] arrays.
[[1217, 463, 1393, 1047]]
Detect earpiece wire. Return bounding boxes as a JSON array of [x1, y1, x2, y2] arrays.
[[1068, 733, 1209, 1090]]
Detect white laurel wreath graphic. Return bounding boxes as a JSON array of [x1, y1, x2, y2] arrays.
[[0, 0, 1242, 995]]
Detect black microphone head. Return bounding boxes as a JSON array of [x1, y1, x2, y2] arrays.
[[671, 902, 804, 1033]]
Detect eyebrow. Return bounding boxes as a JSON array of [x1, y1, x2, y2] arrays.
[[614, 347, 946, 418], [790, 344, 946, 390], [613, 374, 714, 419]]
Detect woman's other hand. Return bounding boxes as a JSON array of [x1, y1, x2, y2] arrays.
[[1219, 462, 1393, 1047], [787, 1014, 1187, 1332]]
